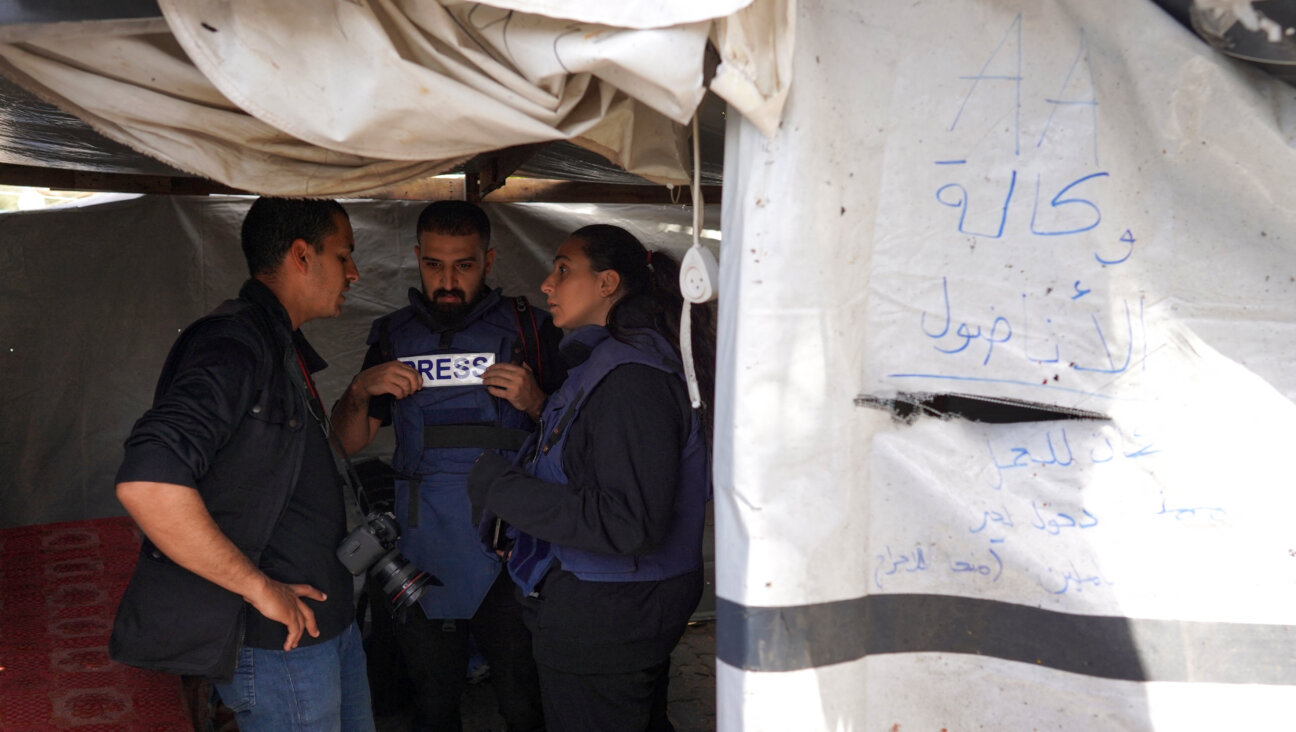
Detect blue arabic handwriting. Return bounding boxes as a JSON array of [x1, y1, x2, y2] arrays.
[[1088, 431, 1159, 462], [938, 14, 1106, 243], [987, 427, 1158, 489], [951, 546, 1004, 581], [949, 14, 1023, 156], [970, 505, 1016, 534], [1030, 502, 1099, 535], [1039, 560, 1112, 595], [1073, 301, 1135, 374], [873, 537, 1122, 596], [1156, 503, 1227, 523], [1096, 229, 1136, 265], [947, 14, 1099, 167], [936, 171, 1018, 239], [922, 277, 1015, 366], [968, 498, 1098, 538], [1029, 171, 1108, 236], [920, 276, 953, 338], [873, 544, 932, 589], [1035, 28, 1100, 166], [934, 168, 1109, 240], [920, 277, 1145, 379], [873, 542, 1004, 590]]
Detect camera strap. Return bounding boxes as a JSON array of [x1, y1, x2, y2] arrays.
[[294, 349, 370, 530]]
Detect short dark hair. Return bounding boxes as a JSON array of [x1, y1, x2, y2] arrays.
[[241, 197, 348, 276], [415, 200, 490, 247]]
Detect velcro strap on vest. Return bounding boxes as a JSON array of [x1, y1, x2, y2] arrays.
[[422, 425, 530, 451]]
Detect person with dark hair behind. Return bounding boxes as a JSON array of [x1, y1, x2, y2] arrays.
[[468, 224, 716, 731], [110, 197, 375, 731]]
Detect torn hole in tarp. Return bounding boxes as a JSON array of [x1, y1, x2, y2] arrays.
[[854, 392, 1108, 424]]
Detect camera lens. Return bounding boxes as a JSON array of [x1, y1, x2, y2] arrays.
[[372, 550, 436, 610]]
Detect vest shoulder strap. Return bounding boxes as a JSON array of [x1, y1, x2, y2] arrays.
[[510, 296, 543, 384]]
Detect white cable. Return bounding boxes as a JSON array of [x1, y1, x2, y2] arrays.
[[679, 113, 717, 408], [681, 301, 700, 407]]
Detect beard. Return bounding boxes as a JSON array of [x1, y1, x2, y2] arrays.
[[431, 288, 468, 312], [428, 287, 483, 325]]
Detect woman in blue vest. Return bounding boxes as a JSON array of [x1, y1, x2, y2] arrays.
[[469, 224, 714, 731]]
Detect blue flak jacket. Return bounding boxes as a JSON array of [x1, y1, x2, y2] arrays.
[[375, 287, 539, 619], [507, 325, 711, 596]]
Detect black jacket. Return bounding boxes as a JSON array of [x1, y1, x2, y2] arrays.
[[470, 336, 703, 673], [110, 279, 324, 681]]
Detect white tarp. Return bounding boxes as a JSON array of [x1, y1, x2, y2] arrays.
[[456, 0, 753, 29], [716, 0, 1296, 728], [0, 0, 792, 196], [709, 0, 793, 138], [0, 195, 719, 529]]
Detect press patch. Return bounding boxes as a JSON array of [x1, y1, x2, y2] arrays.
[[398, 352, 495, 386]]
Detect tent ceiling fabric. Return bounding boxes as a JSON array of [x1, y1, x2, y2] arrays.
[[452, 0, 756, 29], [0, 30, 460, 197], [162, 1, 709, 160], [0, 71, 722, 187], [0, 0, 791, 197]]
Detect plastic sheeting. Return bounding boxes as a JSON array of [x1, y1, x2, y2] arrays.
[[0, 74, 183, 175], [0, 0, 792, 196], [1189, 0, 1296, 84], [715, 0, 1296, 728], [0, 195, 718, 530]]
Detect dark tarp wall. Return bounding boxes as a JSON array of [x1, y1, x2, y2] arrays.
[[0, 194, 719, 529]]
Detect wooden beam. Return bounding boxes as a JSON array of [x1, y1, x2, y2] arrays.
[[463, 143, 548, 203], [0, 163, 721, 205], [347, 178, 721, 205], [0, 164, 242, 196], [482, 180, 720, 205], [359, 177, 464, 201]]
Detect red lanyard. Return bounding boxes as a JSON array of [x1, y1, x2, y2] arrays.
[[295, 350, 320, 403], [296, 350, 328, 435]]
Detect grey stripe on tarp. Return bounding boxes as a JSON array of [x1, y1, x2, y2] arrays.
[[716, 594, 1296, 684]]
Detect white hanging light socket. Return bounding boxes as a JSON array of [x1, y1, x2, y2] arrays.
[[679, 245, 719, 304]]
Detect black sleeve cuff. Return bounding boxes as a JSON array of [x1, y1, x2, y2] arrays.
[[115, 441, 200, 490]]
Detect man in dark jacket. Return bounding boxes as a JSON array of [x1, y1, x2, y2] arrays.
[[110, 197, 374, 732], [331, 201, 560, 732]]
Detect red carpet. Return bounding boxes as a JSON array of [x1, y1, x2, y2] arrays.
[[0, 517, 193, 731]]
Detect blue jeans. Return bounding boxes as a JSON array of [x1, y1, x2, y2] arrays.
[[214, 622, 375, 732]]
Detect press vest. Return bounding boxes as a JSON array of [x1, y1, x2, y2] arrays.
[[508, 325, 710, 596], [373, 287, 538, 618]]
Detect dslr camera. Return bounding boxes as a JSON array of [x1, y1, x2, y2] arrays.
[[336, 511, 438, 610]]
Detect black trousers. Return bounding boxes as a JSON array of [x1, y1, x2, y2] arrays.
[[395, 571, 544, 732], [535, 658, 674, 732], [518, 569, 701, 732]]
